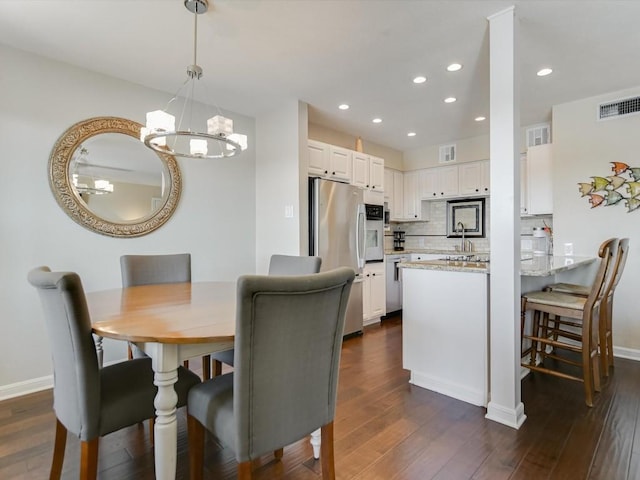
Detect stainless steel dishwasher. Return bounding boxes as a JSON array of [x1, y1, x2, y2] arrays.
[[385, 254, 409, 313]]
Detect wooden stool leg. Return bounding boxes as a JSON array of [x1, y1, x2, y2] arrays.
[[238, 461, 252, 480], [274, 448, 284, 459], [50, 419, 67, 480], [80, 438, 99, 480], [321, 422, 336, 480], [607, 300, 615, 370], [187, 414, 205, 480], [529, 310, 541, 367]]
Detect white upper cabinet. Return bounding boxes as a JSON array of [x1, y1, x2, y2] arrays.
[[419, 166, 458, 199], [329, 145, 352, 182], [384, 168, 394, 202], [403, 171, 421, 220], [352, 152, 384, 191], [307, 140, 352, 183], [520, 155, 529, 215], [391, 170, 404, 220], [526, 143, 553, 215], [369, 155, 384, 191], [459, 160, 490, 196]]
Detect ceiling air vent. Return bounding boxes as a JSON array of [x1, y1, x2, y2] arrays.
[[439, 144, 456, 163], [598, 96, 640, 120]]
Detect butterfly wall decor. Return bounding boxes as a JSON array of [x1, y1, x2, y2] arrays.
[[578, 162, 640, 213]]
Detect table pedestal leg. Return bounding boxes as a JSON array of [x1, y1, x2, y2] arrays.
[[310, 428, 321, 459], [149, 343, 179, 480]]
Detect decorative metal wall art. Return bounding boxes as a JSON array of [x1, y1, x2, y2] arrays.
[[578, 162, 640, 213]]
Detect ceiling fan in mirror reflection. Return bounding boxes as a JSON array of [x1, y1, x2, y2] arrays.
[[71, 147, 114, 195]]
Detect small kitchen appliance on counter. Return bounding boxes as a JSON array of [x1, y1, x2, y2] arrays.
[[532, 227, 551, 255], [393, 231, 405, 251]]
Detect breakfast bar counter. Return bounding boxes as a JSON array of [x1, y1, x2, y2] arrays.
[[400, 254, 597, 410]]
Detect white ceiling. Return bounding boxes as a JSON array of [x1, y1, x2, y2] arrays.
[[1, 0, 639, 152]]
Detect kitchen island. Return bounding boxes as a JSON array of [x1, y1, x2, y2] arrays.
[[400, 255, 595, 408]]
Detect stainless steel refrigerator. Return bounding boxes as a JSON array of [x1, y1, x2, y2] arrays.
[[309, 177, 365, 336]]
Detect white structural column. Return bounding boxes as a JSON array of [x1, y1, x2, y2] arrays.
[[485, 6, 526, 429]]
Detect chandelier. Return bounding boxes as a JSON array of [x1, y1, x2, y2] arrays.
[[71, 147, 114, 195], [140, 0, 248, 159]]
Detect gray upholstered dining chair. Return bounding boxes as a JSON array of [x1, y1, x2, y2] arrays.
[[27, 266, 201, 480], [187, 266, 354, 480], [120, 253, 214, 378], [209, 254, 322, 375]]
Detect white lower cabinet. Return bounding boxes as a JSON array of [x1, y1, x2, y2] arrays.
[[363, 262, 386, 325]]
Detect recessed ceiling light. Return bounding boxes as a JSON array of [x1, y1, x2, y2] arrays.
[[447, 63, 463, 72], [444, 97, 457, 103], [413, 76, 427, 84], [338, 104, 350, 110], [475, 116, 486, 122], [407, 132, 416, 137], [372, 118, 382, 124], [537, 68, 553, 77]]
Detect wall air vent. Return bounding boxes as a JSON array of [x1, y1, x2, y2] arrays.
[[439, 144, 456, 163], [526, 124, 550, 148], [598, 96, 640, 120]]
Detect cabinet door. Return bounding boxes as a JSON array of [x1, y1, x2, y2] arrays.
[[384, 168, 394, 202], [391, 171, 404, 220], [438, 166, 459, 197], [520, 155, 528, 215], [420, 168, 439, 199], [370, 268, 386, 318], [352, 152, 369, 188], [370, 156, 385, 191], [308, 140, 329, 177], [328, 146, 352, 182], [527, 144, 553, 214], [403, 171, 420, 220], [363, 272, 372, 319], [459, 162, 483, 196], [480, 160, 490, 194]]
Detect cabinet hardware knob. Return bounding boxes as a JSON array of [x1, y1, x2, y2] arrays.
[[433, 193, 436, 196], [475, 188, 479, 192], [484, 188, 488, 191], [324, 170, 328, 174], [440, 192, 444, 195], [332, 171, 336, 175], [367, 185, 370, 188]]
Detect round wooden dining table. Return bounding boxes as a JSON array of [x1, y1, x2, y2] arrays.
[[87, 281, 236, 480], [86, 280, 323, 479]]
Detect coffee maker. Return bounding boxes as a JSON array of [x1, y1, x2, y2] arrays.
[[393, 231, 405, 251]]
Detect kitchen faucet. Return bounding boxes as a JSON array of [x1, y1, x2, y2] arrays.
[[457, 221, 465, 252]]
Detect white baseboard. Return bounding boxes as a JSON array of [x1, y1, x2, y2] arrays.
[[0, 375, 53, 401], [613, 346, 640, 362], [410, 371, 487, 407], [486, 401, 527, 429]]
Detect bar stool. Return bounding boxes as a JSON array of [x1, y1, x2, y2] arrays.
[[543, 238, 629, 375], [521, 238, 618, 407]]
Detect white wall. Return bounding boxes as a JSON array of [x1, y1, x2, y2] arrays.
[[553, 85, 640, 354], [0, 45, 257, 397], [255, 101, 308, 274]]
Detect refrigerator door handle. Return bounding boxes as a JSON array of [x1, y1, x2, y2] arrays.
[[355, 203, 366, 269]]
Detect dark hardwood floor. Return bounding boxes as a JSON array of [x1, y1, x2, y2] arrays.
[[2, 315, 640, 479]]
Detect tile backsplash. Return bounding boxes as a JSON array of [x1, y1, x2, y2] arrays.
[[385, 199, 552, 253]]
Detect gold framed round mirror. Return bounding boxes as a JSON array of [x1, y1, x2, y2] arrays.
[[49, 117, 181, 237]]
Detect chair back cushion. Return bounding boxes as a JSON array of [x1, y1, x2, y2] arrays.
[[233, 267, 354, 461], [268, 254, 322, 275], [27, 267, 100, 439], [120, 253, 191, 287]]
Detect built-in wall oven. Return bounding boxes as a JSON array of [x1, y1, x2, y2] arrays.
[[365, 204, 384, 262]]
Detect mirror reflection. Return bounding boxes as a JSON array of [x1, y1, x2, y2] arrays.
[[49, 117, 181, 237], [69, 134, 168, 223]]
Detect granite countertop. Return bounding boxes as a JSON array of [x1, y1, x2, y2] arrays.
[[520, 255, 596, 277], [385, 249, 489, 256], [400, 259, 489, 273], [399, 255, 596, 276]]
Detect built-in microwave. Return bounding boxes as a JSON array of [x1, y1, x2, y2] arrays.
[[365, 204, 384, 262]]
